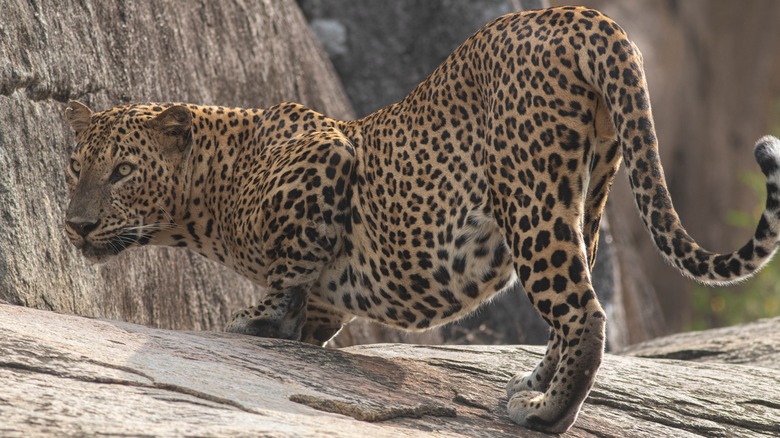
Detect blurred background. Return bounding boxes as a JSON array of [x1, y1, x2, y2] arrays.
[[1, 0, 778, 350]]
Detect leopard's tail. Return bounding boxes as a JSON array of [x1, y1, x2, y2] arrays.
[[582, 13, 780, 286]]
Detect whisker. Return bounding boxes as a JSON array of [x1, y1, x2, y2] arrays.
[[156, 205, 177, 225], [123, 223, 177, 232], [106, 239, 122, 254]]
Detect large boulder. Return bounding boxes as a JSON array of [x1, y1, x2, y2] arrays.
[[298, 0, 542, 117], [2, 303, 778, 437], [0, 0, 352, 330]]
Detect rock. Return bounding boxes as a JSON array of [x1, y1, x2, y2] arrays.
[[620, 317, 780, 370], [2, 303, 778, 437], [0, 0, 352, 330], [309, 18, 349, 56], [298, 0, 526, 118]]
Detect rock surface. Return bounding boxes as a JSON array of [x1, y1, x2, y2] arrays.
[[621, 316, 780, 370], [2, 303, 778, 437], [298, 0, 539, 118], [0, 0, 352, 330]]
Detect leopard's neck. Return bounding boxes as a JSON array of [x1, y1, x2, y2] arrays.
[[154, 104, 264, 266]]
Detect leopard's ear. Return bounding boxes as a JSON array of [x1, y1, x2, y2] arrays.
[[146, 105, 193, 155], [65, 101, 93, 136]]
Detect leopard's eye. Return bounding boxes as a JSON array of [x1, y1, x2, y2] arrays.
[[110, 162, 135, 183], [70, 159, 81, 176], [117, 163, 133, 177]]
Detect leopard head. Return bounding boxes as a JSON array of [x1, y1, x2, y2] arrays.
[[64, 101, 193, 263]]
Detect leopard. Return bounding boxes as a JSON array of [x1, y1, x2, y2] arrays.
[[63, 6, 780, 433]]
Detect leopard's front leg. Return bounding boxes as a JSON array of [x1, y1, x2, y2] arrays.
[[226, 289, 354, 346], [226, 128, 355, 344], [226, 286, 308, 341]]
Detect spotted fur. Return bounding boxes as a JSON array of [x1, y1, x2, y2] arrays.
[[64, 7, 780, 432]]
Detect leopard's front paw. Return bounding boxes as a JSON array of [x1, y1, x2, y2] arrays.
[[226, 286, 307, 341]]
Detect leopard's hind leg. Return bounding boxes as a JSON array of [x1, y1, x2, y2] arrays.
[[489, 123, 608, 433], [506, 331, 560, 394], [504, 227, 607, 433], [505, 96, 619, 417]]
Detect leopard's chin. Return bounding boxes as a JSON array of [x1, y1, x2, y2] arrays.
[[79, 242, 124, 265]]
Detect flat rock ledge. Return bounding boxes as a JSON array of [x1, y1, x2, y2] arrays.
[[1, 304, 778, 437]]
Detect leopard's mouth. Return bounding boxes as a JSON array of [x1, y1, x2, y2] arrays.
[[75, 231, 149, 264]]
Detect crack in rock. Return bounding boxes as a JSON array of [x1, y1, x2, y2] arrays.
[[1, 359, 258, 415], [452, 390, 493, 412], [289, 393, 456, 422]]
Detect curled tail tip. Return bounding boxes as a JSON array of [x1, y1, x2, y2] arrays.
[[754, 135, 780, 176]]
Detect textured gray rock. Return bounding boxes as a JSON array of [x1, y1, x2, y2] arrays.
[[298, 0, 531, 118], [621, 316, 780, 370], [2, 303, 778, 437], [0, 0, 352, 330]]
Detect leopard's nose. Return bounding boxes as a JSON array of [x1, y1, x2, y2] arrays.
[[66, 217, 101, 238]]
